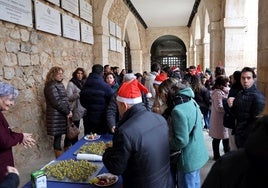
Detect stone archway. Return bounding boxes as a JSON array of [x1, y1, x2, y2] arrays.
[[150, 35, 187, 70], [122, 12, 142, 73]]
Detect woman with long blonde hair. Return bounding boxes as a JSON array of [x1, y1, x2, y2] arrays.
[[44, 66, 72, 158]]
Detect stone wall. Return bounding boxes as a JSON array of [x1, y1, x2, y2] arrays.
[[0, 17, 94, 184]]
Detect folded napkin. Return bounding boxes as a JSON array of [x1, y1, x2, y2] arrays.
[[76, 154, 103, 161]]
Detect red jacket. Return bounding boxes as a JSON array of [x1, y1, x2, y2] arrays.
[[0, 112, 23, 182]]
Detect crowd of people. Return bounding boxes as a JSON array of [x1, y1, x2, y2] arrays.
[[0, 63, 266, 188]]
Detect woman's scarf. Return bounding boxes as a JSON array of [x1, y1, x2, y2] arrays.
[[70, 77, 84, 90]]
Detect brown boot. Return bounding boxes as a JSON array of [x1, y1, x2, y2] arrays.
[[54, 150, 62, 158]]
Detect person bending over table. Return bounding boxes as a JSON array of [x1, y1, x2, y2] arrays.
[[103, 79, 174, 188], [0, 166, 19, 188]]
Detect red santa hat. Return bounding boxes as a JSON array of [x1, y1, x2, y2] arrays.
[[171, 66, 179, 72], [117, 79, 152, 104], [153, 72, 168, 85]]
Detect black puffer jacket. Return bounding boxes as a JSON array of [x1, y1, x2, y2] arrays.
[[44, 81, 70, 136], [231, 84, 265, 147], [80, 72, 113, 134], [103, 103, 174, 188]]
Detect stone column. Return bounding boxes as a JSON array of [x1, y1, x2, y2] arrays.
[[208, 21, 222, 73], [202, 36, 210, 71], [187, 46, 195, 66], [195, 39, 203, 70], [258, 0, 268, 113], [223, 17, 247, 76], [93, 26, 109, 65], [130, 49, 143, 73]]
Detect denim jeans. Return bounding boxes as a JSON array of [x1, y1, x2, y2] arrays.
[[177, 169, 200, 188]]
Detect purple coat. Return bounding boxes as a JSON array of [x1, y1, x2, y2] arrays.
[[209, 88, 229, 139], [0, 111, 23, 182]]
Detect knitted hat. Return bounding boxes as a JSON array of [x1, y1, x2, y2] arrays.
[[123, 73, 136, 82], [153, 73, 168, 85], [0, 82, 18, 98], [117, 79, 151, 104], [171, 66, 179, 72]]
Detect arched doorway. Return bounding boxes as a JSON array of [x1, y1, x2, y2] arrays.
[[124, 40, 132, 71], [150, 35, 187, 70]]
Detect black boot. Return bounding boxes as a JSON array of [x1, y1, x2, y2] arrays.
[[212, 138, 221, 160], [223, 138, 230, 153]]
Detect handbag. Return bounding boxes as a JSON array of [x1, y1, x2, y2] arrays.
[[66, 119, 80, 140]]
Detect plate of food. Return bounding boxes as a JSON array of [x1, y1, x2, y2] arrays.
[[42, 159, 103, 183], [74, 141, 113, 156], [84, 133, 101, 141], [92, 173, 118, 187]]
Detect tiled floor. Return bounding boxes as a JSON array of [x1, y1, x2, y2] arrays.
[[19, 129, 216, 187]]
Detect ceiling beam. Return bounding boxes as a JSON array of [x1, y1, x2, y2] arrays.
[[123, 0, 148, 29], [187, 0, 201, 27]]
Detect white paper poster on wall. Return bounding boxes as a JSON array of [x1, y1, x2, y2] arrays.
[[45, 0, 60, 6], [62, 14, 80, 41], [109, 37, 117, 51], [116, 39, 122, 52], [0, 0, 33, 27], [61, 0, 79, 16], [34, 0, 61, 36], [109, 20, 116, 36], [81, 22, 94, 44], [80, 0, 92, 23], [116, 25, 121, 39]]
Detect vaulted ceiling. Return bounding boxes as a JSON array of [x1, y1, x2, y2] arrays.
[[124, 0, 200, 28]]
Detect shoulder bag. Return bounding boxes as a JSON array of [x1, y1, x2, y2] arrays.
[[66, 119, 80, 140]]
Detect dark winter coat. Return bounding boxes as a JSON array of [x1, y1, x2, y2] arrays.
[[103, 103, 174, 188], [231, 84, 265, 147], [0, 173, 19, 188], [44, 81, 70, 136], [202, 116, 268, 188], [223, 82, 243, 129], [0, 112, 23, 182], [80, 72, 113, 134], [193, 86, 211, 110]]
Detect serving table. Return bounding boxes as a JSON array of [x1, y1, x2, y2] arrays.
[[22, 134, 122, 188]]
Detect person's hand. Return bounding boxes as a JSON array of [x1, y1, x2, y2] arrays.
[[6, 166, 19, 176], [110, 126, 116, 133], [22, 133, 36, 148], [67, 111, 73, 119], [227, 97, 235, 108]]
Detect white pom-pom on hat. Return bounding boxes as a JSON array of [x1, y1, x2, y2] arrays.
[[146, 93, 152, 98]]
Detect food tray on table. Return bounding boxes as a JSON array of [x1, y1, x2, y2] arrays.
[[84, 133, 101, 141], [74, 141, 113, 156], [41, 159, 103, 184]]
